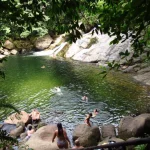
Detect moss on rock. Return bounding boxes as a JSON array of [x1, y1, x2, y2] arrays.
[[57, 43, 70, 57], [13, 40, 35, 51], [86, 37, 98, 49]]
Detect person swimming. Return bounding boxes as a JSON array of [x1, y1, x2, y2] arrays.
[[92, 109, 99, 117], [52, 123, 71, 149], [84, 113, 93, 127], [82, 95, 88, 102]]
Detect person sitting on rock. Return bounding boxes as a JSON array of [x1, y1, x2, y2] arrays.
[[84, 113, 93, 127], [52, 123, 71, 149], [72, 139, 84, 149], [29, 109, 40, 124], [25, 125, 35, 140]]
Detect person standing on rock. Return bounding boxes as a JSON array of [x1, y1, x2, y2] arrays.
[[84, 113, 93, 127], [52, 123, 71, 149]]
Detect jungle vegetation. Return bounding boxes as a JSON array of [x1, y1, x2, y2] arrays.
[[0, 0, 150, 66]]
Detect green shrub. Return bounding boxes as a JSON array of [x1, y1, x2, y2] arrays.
[[134, 144, 147, 150]]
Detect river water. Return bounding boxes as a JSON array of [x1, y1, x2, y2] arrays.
[[0, 55, 150, 140]]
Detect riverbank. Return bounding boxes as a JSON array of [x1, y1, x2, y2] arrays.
[[2, 110, 150, 150]]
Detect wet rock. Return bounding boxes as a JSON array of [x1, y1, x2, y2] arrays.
[[0, 123, 16, 134]]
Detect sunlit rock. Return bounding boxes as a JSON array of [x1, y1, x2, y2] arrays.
[[66, 32, 131, 64], [10, 49, 18, 55], [73, 124, 100, 147], [4, 111, 30, 125], [24, 125, 57, 150], [35, 35, 53, 50], [3, 40, 14, 50]]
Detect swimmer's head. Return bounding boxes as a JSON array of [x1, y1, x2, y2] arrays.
[[95, 109, 98, 112], [57, 123, 63, 130], [89, 113, 92, 117]]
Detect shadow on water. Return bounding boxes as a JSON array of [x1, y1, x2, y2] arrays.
[[0, 55, 150, 142]]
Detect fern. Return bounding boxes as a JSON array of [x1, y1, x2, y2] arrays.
[[134, 144, 147, 150], [0, 101, 20, 114], [0, 100, 20, 148], [0, 130, 18, 149]]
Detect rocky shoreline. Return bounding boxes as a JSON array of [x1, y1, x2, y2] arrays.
[[1, 111, 150, 150]]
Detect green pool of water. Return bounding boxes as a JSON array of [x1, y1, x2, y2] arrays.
[[0, 56, 149, 132]]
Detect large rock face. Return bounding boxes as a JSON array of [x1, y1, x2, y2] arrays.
[[35, 35, 53, 50], [66, 32, 131, 64], [4, 111, 30, 125], [73, 124, 100, 147], [24, 125, 58, 150], [118, 114, 150, 140]]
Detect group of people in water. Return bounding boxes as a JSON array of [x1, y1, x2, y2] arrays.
[[25, 95, 99, 149]]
